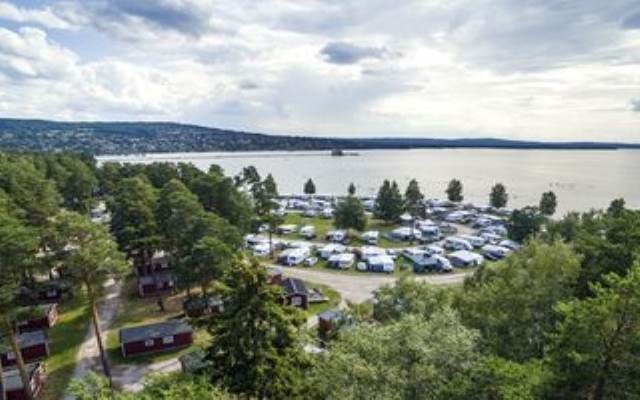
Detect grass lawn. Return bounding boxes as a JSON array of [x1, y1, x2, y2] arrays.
[[39, 296, 90, 400], [304, 282, 341, 318], [105, 277, 208, 365]]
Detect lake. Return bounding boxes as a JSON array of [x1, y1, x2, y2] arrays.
[[98, 149, 640, 215]]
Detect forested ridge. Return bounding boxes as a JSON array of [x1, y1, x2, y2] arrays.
[[0, 118, 638, 154], [0, 151, 639, 399]]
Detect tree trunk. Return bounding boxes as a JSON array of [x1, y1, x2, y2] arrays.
[[0, 354, 6, 400], [85, 283, 113, 388], [3, 318, 33, 400]]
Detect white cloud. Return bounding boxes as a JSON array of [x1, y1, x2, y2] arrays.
[[0, 0, 638, 142], [0, 2, 71, 29]]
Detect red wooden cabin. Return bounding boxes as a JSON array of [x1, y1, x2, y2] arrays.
[[14, 304, 58, 333], [119, 321, 193, 357], [1, 331, 49, 368], [1, 362, 46, 400]]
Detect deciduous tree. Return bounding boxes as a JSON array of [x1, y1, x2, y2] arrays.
[[334, 196, 367, 233]]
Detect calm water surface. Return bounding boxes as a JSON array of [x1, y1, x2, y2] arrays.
[[99, 149, 640, 215]]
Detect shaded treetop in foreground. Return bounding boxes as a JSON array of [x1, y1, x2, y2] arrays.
[[1, 118, 638, 155]]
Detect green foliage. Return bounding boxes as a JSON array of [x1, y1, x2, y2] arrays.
[[507, 206, 544, 242], [374, 180, 404, 223], [109, 176, 159, 265], [548, 263, 640, 399], [333, 196, 367, 232], [304, 178, 316, 195], [539, 191, 558, 216], [372, 276, 453, 323], [489, 183, 508, 208], [69, 372, 234, 400], [458, 240, 581, 361], [310, 310, 480, 400], [181, 236, 233, 294], [404, 179, 424, 218], [157, 179, 204, 256], [347, 182, 356, 196], [189, 173, 253, 232], [0, 157, 61, 226], [203, 258, 309, 399], [49, 210, 128, 294], [444, 357, 550, 400], [607, 197, 626, 217], [446, 179, 464, 202]]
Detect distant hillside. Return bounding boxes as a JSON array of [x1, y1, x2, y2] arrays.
[[0, 118, 637, 154]]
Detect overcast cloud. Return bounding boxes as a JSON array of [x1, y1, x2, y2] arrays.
[[0, 0, 638, 142]]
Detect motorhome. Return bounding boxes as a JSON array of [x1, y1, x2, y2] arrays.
[[402, 247, 428, 263], [361, 230, 379, 245], [278, 248, 311, 266], [277, 224, 297, 235], [443, 237, 474, 251], [413, 255, 452, 273], [319, 243, 346, 260], [481, 244, 512, 261], [448, 250, 484, 267], [367, 255, 395, 273], [456, 235, 486, 248], [388, 227, 421, 242], [328, 253, 355, 270], [356, 246, 387, 261], [300, 225, 316, 239], [326, 230, 347, 243]]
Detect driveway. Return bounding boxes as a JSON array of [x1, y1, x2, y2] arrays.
[[280, 268, 470, 304]]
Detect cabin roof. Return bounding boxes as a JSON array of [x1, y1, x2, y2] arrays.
[[0, 362, 41, 391], [281, 277, 308, 296], [119, 320, 192, 344]]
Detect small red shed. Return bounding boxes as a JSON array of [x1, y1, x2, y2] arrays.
[[281, 278, 309, 309], [119, 320, 193, 357], [14, 304, 58, 333], [136, 271, 176, 297], [1, 331, 49, 368], [1, 362, 46, 400]]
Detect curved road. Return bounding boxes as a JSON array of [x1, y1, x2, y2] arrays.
[[281, 268, 471, 304]]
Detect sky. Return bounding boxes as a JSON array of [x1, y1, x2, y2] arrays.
[[0, 0, 639, 142]]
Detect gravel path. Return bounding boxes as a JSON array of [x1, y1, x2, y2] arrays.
[[281, 268, 470, 304], [65, 278, 122, 399]]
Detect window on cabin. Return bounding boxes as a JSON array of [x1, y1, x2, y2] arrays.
[[6, 351, 15, 360], [144, 339, 154, 347], [291, 296, 302, 306], [162, 336, 174, 344]]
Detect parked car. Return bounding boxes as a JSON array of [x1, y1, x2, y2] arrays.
[[304, 257, 318, 267], [300, 225, 316, 240]]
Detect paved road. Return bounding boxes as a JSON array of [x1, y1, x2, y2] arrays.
[[281, 268, 471, 304]]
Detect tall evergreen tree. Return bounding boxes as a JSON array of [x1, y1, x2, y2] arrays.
[[490, 183, 508, 208], [446, 179, 464, 202], [374, 180, 403, 223], [303, 178, 316, 196], [204, 258, 308, 399], [109, 176, 159, 268], [539, 191, 558, 216], [347, 183, 356, 196], [404, 179, 425, 219]]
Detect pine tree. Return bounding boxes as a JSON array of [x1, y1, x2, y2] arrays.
[[539, 191, 558, 216], [304, 178, 316, 195], [204, 258, 308, 399], [374, 180, 404, 223], [490, 183, 508, 208], [446, 179, 464, 202]]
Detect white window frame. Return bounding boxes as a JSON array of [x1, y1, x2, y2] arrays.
[[162, 336, 175, 345], [144, 339, 154, 347]]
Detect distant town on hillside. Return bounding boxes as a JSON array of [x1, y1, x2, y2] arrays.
[[0, 118, 638, 155]]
